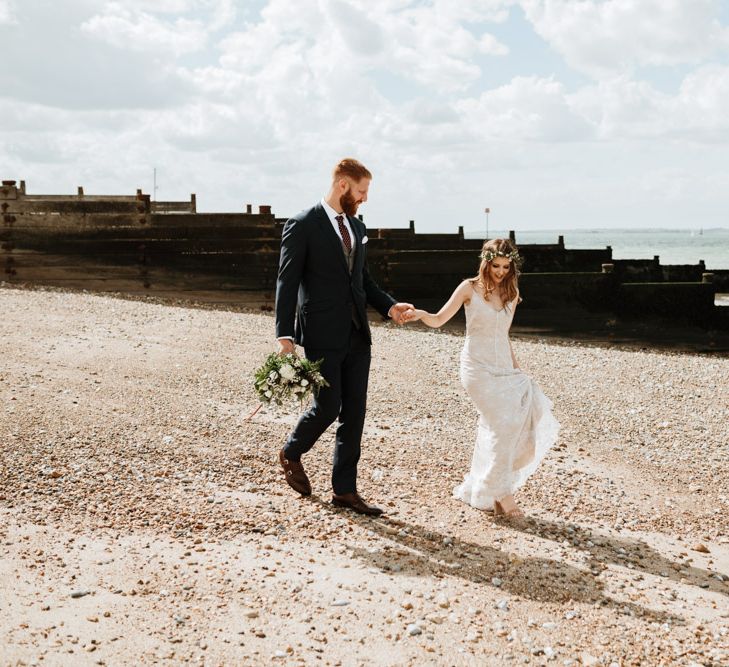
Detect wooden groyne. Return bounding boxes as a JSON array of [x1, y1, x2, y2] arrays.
[[2, 179, 727, 337]]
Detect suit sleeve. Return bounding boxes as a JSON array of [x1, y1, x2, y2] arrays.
[[361, 226, 397, 318], [275, 217, 306, 338]]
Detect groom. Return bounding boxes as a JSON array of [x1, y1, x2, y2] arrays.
[[275, 158, 412, 515]]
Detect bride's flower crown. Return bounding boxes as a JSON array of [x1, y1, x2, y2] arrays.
[[480, 248, 520, 263]]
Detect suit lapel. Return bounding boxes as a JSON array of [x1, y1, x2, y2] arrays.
[[315, 204, 349, 275]]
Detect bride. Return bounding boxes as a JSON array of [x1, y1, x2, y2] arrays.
[[405, 239, 559, 518]]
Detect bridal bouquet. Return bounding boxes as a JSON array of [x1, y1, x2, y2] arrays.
[[253, 353, 329, 407]]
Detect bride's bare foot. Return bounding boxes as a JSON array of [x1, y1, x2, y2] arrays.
[[494, 495, 525, 518]]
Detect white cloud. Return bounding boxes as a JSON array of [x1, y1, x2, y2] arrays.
[[156, 100, 275, 154], [458, 76, 595, 141], [569, 65, 729, 142], [210, 0, 509, 100], [117, 0, 198, 12], [675, 64, 729, 137], [435, 0, 514, 24], [521, 0, 729, 78], [371, 0, 510, 91], [206, 0, 236, 33], [81, 3, 207, 56], [324, 0, 386, 56], [0, 1, 195, 110], [0, 0, 16, 24], [569, 77, 671, 140], [479, 32, 509, 56], [108, 0, 235, 24]]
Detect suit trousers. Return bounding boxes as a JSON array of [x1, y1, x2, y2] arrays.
[[282, 325, 371, 495]]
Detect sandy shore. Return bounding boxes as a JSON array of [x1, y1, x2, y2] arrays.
[[0, 286, 727, 666]]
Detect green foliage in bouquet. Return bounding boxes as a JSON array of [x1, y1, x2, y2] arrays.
[[253, 353, 329, 406]]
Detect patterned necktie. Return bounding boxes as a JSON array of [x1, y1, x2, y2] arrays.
[[335, 215, 352, 253]]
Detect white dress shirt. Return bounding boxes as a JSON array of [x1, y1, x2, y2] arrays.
[[320, 197, 354, 247]]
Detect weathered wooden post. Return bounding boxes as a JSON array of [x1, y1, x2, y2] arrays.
[[1, 181, 17, 280]]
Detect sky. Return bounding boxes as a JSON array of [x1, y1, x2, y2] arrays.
[[2, 0, 729, 235]]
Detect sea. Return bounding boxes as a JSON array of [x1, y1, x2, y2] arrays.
[[464, 228, 729, 270]]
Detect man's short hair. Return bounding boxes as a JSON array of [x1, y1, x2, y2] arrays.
[[332, 158, 372, 183]]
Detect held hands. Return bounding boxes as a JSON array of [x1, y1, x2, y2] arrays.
[[393, 305, 426, 324], [403, 308, 426, 323], [389, 302, 415, 325]]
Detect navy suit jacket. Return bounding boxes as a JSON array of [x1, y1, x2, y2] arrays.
[[275, 203, 396, 349]]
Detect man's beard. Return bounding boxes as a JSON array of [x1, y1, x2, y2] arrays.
[[341, 189, 360, 217]]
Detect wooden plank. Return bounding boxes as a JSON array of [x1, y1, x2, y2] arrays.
[[2, 238, 281, 254], [4, 261, 274, 286], [149, 213, 277, 227], [3, 226, 281, 242]]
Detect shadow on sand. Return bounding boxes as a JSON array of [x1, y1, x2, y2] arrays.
[[309, 496, 726, 625]]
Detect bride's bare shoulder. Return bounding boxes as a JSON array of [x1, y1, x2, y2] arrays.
[[460, 279, 478, 305]]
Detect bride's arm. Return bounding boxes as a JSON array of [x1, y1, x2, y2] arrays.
[[408, 281, 471, 328]]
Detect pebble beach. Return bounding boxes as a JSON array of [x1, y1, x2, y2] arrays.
[[1, 285, 727, 666]]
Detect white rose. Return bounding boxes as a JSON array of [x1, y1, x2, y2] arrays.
[[264, 390, 273, 398], [279, 364, 296, 381], [268, 371, 279, 381], [300, 379, 309, 387]]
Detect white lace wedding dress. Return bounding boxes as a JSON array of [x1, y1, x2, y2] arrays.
[[453, 286, 560, 510]]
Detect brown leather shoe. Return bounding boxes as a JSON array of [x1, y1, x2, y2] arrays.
[[279, 448, 311, 496], [332, 492, 383, 516]]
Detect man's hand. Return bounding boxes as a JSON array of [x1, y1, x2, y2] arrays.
[[277, 338, 296, 356], [389, 302, 415, 325]]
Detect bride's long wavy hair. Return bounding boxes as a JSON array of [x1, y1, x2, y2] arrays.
[[469, 238, 521, 307]]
